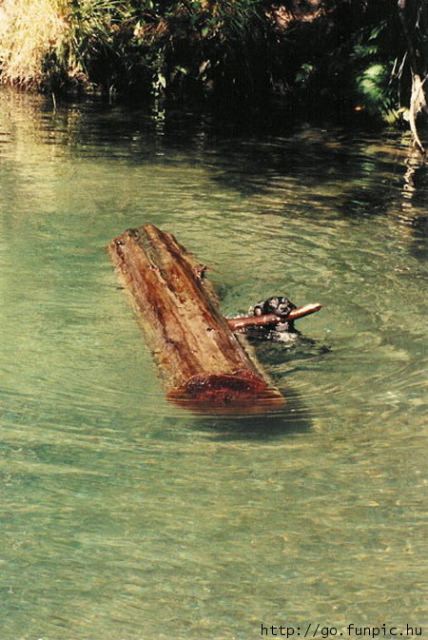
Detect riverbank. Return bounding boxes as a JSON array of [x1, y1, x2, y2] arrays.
[[0, 1, 427, 137]]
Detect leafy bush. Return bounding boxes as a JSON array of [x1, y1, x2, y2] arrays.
[[0, 0, 426, 132]]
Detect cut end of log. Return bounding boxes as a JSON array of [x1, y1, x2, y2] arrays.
[[168, 370, 285, 413]]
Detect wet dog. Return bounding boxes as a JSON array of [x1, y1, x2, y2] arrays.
[[248, 295, 300, 342]]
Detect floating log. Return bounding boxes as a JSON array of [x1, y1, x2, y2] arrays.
[[108, 224, 284, 412]]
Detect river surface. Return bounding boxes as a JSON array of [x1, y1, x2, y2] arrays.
[[0, 89, 427, 639]]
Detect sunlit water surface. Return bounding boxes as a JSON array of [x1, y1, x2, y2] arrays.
[[0, 89, 427, 639]]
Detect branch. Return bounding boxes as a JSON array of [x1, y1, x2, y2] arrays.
[[397, 0, 427, 152], [227, 303, 322, 332]]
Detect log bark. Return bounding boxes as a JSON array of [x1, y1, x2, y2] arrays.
[[108, 224, 284, 412]]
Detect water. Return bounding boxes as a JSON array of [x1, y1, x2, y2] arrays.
[[0, 89, 427, 639]]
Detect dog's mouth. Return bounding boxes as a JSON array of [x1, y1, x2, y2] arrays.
[[253, 296, 296, 318], [256, 297, 297, 332]]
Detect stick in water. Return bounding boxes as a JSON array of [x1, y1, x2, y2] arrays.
[[227, 303, 322, 332]]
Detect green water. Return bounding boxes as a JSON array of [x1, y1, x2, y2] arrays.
[[0, 89, 427, 639]]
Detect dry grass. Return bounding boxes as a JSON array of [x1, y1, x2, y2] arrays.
[[0, 0, 69, 86]]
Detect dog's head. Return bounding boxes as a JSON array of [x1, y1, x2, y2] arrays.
[[251, 295, 297, 334]]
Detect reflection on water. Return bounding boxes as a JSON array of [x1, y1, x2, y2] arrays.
[[0, 88, 427, 639]]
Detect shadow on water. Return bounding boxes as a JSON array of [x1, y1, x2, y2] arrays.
[[158, 110, 428, 245], [160, 110, 428, 249], [2, 89, 427, 246], [188, 334, 328, 441], [187, 383, 313, 442]]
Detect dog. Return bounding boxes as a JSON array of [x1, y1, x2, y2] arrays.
[[247, 295, 300, 343]]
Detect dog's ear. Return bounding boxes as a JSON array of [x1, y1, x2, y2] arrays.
[[253, 304, 264, 316]]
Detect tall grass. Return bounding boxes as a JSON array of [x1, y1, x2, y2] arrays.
[[0, 0, 269, 97], [0, 0, 68, 87]]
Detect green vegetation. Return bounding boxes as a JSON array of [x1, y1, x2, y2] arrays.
[[0, 1, 426, 136]]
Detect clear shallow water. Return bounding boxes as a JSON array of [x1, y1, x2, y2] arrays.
[[0, 89, 427, 639]]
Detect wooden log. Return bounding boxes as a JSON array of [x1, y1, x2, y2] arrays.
[[108, 224, 284, 412]]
